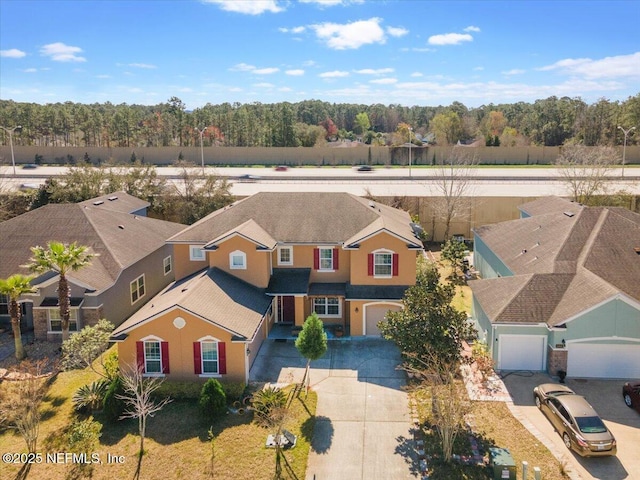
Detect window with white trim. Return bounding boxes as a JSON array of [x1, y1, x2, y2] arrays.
[[319, 248, 334, 270], [130, 274, 146, 304], [278, 246, 293, 265], [229, 250, 246, 269], [48, 308, 79, 332], [313, 297, 341, 317], [144, 340, 162, 374], [189, 245, 206, 261], [374, 251, 393, 277], [201, 341, 219, 375], [163, 256, 172, 275]]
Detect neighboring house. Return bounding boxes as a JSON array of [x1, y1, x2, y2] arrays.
[[111, 192, 424, 383], [0, 192, 185, 340], [470, 196, 640, 379]]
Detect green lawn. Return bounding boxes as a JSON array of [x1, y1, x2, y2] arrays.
[[0, 364, 317, 480]]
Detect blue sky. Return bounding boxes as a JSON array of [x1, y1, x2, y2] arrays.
[[1, 0, 639, 109]]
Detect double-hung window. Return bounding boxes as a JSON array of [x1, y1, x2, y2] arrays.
[[374, 252, 393, 277], [49, 308, 78, 332], [278, 246, 293, 266], [130, 274, 146, 304], [144, 341, 162, 374], [229, 250, 246, 269], [194, 337, 226, 376], [163, 256, 172, 275], [313, 297, 341, 317], [201, 341, 219, 374], [137, 337, 169, 375], [190, 245, 206, 261]]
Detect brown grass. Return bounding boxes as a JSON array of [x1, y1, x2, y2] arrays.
[[0, 365, 317, 480]]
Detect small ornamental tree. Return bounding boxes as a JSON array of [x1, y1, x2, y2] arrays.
[[61, 319, 114, 375], [295, 312, 327, 393], [440, 239, 467, 284]]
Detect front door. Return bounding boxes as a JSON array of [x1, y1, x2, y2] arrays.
[[277, 296, 295, 323]]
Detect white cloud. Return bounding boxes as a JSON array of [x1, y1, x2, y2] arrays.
[[538, 52, 640, 79], [1, 48, 26, 58], [40, 42, 86, 62], [411, 72, 423, 77], [253, 67, 279, 74], [203, 0, 283, 15], [280, 26, 305, 34], [370, 77, 397, 84], [354, 68, 394, 75], [311, 18, 386, 50], [387, 26, 408, 37], [286, 69, 305, 76], [22, 68, 38, 73], [253, 82, 274, 88], [230, 63, 256, 71], [502, 69, 525, 75], [319, 70, 350, 78], [427, 33, 473, 46], [96, 74, 111, 79], [464, 26, 481, 32], [129, 63, 157, 69]]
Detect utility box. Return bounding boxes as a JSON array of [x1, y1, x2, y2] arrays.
[[488, 447, 516, 480]]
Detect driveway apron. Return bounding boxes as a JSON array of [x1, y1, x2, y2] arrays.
[[249, 338, 418, 480]]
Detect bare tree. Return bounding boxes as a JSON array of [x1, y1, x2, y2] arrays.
[[428, 147, 477, 241], [555, 145, 620, 204], [117, 365, 172, 480]]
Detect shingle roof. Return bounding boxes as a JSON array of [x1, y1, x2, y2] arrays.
[[471, 204, 640, 326], [168, 192, 422, 248], [345, 284, 410, 300], [112, 268, 271, 340], [0, 203, 185, 292], [78, 191, 150, 214], [518, 196, 584, 217], [266, 268, 311, 295]]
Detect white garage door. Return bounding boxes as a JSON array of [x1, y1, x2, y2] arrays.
[[364, 304, 402, 336], [567, 343, 640, 378], [498, 335, 546, 371]]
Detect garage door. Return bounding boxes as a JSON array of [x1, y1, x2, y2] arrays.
[[567, 343, 640, 378], [364, 304, 402, 336], [498, 335, 546, 371]]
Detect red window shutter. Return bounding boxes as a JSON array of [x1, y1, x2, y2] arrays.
[[367, 254, 374, 276], [136, 341, 145, 373], [218, 342, 227, 374], [161, 341, 170, 374], [393, 253, 399, 276], [333, 248, 339, 270], [193, 342, 202, 375], [313, 248, 319, 270]]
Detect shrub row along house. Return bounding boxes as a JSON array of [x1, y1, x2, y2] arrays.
[[0, 192, 185, 340], [110, 192, 424, 383], [470, 196, 640, 379]]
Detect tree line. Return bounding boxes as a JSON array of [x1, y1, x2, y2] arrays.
[[1, 94, 638, 149]]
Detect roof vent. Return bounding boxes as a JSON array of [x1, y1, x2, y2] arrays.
[[108, 196, 118, 201], [521, 249, 527, 254], [93, 201, 104, 206], [563, 211, 575, 217], [368, 201, 375, 208], [635, 247, 640, 255], [118, 225, 124, 229]]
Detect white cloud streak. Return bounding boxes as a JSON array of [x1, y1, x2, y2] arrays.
[[319, 70, 350, 78], [538, 52, 640, 79], [1, 48, 26, 58], [311, 18, 386, 50], [40, 42, 86, 62], [427, 33, 473, 46], [204, 0, 283, 15]]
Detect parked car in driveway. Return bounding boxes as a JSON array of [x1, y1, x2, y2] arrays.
[[533, 383, 617, 457], [623, 382, 640, 412]]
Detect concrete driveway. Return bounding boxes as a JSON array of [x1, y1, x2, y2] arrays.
[[503, 373, 640, 480], [249, 338, 418, 480]]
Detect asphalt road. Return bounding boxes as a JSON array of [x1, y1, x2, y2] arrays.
[[2, 165, 639, 197]]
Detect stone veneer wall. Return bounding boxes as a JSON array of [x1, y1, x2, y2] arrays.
[[547, 345, 568, 376], [33, 309, 49, 341], [81, 307, 104, 328]]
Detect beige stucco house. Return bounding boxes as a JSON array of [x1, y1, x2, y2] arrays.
[[111, 192, 424, 383]]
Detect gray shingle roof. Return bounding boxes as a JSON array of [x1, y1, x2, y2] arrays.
[[471, 204, 640, 326], [168, 192, 422, 248], [518, 196, 584, 217], [78, 191, 150, 214], [266, 268, 311, 295], [0, 203, 185, 292], [345, 284, 410, 300], [112, 268, 271, 340]]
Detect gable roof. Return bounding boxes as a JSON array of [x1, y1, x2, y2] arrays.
[[472, 203, 640, 326], [0, 202, 185, 292], [111, 268, 271, 341], [78, 191, 150, 214], [168, 192, 423, 248], [518, 196, 584, 217]]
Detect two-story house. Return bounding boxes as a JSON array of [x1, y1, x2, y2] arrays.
[[0, 192, 185, 340], [111, 192, 424, 383]]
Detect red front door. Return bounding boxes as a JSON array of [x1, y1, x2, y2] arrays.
[[278, 296, 295, 323]]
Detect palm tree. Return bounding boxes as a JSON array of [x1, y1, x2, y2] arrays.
[[26, 242, 95, 341], [0, 274, 35, 360]]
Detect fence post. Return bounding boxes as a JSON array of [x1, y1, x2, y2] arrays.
[[533, 466, 541, 480], [522, 460, 528, 480]]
